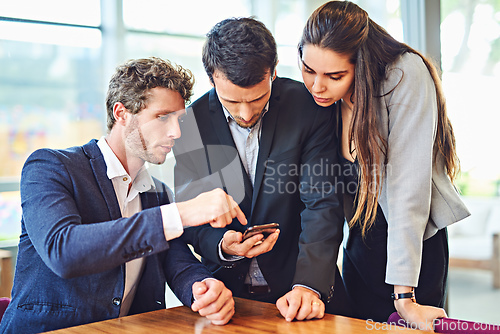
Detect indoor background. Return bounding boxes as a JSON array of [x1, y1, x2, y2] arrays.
[[0, 0, 499, 324]]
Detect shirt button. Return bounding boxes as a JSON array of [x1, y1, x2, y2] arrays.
[[112, 297, 121, 306], [249, 133, 253, 138], [123, 177, 128, 182]]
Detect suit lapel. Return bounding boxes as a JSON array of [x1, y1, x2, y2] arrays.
[[209, 89, 237, 152], [84, 140, 161, 218], [140, 178, 168, 210], [83, 140, 122, 220], [252, 80, 280, 211], [140, 190, 157, 211], [208, 89, 253, 201]]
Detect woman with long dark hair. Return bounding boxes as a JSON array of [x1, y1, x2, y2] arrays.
[[299, 0, 470, 327]]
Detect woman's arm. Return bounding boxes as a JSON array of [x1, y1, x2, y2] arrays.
[[382, 53, 447, 328]]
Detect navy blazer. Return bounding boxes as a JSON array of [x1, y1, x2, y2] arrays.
[[174, 77, 344, 303], [0, 140, 212, 333]]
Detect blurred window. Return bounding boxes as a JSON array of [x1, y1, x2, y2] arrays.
[[441, 0, 500, 196], [354, 0, 403, 41], [123, 0, 250, 36], [0, 3, 103, 242], [0, 0, 101, 26], [0, 0, 404, 243], [276, 0, 402, 80]]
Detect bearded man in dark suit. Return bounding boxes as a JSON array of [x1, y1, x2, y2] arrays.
[[174, 18, 350, 321]]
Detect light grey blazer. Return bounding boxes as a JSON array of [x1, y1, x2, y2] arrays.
[[374, 53, 470, 287]]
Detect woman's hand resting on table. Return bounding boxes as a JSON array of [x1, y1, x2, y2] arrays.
[[394, 298, 447, 332]]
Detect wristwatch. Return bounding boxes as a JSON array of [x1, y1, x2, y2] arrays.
[[391, 290, 416, 303]]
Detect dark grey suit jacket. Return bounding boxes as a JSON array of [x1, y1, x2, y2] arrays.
[[174, 77, 344, 303]]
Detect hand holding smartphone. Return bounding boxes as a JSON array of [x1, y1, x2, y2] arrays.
[[242, 223, 279, 241]]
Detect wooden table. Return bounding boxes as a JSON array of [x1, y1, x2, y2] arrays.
[[0, 249, 13, 298], [47, 297, 425, 333]]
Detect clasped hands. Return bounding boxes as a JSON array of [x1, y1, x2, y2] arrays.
[[191, 279, 234, 325], [190, 282, 324, 325]]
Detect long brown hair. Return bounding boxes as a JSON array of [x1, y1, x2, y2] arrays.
[[299, 1, 459, 236]]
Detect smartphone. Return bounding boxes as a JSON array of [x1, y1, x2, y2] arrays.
[[242, 223, 280, 241]]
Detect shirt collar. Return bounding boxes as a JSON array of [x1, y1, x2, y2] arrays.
[[97, 136, 155, 193]]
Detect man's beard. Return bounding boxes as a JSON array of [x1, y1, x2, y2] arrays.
[[124, 117, 165, 165], [234, 109, 264, 129]]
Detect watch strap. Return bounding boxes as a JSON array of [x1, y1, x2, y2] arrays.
[[391, 290, 416, 302]]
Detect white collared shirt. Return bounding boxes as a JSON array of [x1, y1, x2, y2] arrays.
[[97, 137, 183, 316], [222, 103, 268, 185], [221, 105, 269, 287]]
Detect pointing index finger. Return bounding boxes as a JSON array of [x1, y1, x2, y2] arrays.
[[234, 203, 247, 225]]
